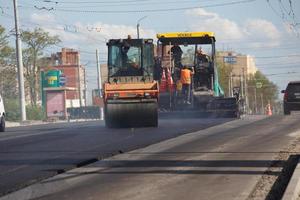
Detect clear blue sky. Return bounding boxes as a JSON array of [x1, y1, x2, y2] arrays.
[[1, 0, 300, 101]]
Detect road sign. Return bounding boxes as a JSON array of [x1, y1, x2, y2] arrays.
[[59, 74, 67, 87], [256, 82, 263, 89], [224, 56, 237, 64]]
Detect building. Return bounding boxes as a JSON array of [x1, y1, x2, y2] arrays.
[[100, 63, 108, 85], [217, 51, 258, 93], [217, 51, 257, 76], [45, 48, 86, 108]]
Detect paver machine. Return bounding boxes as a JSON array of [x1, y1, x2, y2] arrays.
[[156, 32, 239, 117], [103, 38, 159, 127]]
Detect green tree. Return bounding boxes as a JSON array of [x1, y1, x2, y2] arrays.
[[217, 59, 232, 97], [247, 71, 278, 114], [21, 28, 60, 106], [0, 25, 17, 99]]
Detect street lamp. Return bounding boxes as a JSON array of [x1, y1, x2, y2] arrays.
[[13, 0, 27, 121], [137, 16, 147, 39]]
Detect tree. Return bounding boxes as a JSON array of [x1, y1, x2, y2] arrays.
[[217, 60, 233, 97], [21, 28, 60, 106], [0, 25, 17, 99], [247, 71, 278, 114], [216, 51, 279, 114]]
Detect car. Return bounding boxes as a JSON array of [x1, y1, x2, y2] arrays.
[[281, 81, 300, 115], [0, 94, 5, 132]]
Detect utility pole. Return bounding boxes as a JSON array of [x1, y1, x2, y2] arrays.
[[13, 0, 26, 121], [228, 72, 231, 97], [96, 49, 102, 92], [243, 68, 248, 114], [136, 16, 147, 39], [77, 66, 82, 107], [261, 93, 264, 114], [240, 74, 244, 98], [136, 24, 140, 39], [254, 87, 257, 114], [83, 68, 87, 106], [96, 49, 103, 120], [229, 72, 233, 97]]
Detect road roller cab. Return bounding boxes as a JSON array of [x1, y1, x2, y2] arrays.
[[104, 38, 159, 128]]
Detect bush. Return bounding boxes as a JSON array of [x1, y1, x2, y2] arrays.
[[26, 105, 44, 120], [3, 98, 44, 121], [3, 98, 20, 121]]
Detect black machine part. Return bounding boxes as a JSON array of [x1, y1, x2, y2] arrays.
[[105, 99, 158, 128]]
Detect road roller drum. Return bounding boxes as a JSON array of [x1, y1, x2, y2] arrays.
[[105, 99, 158, 128]]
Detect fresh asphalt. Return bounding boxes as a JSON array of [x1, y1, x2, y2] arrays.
[[0, 116, 233, 196], [2, 114, 300, 200]]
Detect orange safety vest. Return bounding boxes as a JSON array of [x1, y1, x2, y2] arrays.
[[180, 69, 192, 84]]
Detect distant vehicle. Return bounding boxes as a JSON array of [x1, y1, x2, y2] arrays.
[[0, 95, 5, 132], [281, 81, 300, 115]]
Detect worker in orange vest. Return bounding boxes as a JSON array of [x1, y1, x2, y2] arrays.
[[180, 66, 194, 104]]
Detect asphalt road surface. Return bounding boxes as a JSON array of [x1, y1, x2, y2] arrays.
[[2, 114, 300, 200], [0, 116, 233, 197]]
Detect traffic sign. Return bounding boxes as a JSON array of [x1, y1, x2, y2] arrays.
[[59, 74, 67, 86]]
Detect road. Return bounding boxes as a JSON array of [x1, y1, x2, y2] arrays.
[[0, 116, 232, 197], [2, 114, 300, 200]]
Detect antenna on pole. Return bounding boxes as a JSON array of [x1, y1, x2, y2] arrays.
[[137, 16, 147, 39]]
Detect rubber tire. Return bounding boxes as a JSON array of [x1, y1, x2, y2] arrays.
[[0, 116, 5, 132]]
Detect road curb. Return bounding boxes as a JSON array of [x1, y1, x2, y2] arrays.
[[6, 119, 101, 128], [282, 157, 300, 200]]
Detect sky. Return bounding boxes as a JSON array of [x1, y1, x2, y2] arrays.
[[1, 0, 300, 103]]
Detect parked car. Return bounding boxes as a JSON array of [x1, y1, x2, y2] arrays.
[[0, 95, 5, 132], [281, 81, 300, 115]]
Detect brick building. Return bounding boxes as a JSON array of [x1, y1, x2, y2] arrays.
[[46, 48, 86, 107]]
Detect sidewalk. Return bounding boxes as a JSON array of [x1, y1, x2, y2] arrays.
[[6, 119, 102, 128]]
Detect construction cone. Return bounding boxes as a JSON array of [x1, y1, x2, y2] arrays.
[[166, 68, 175, 93], [159, 69, 167, 93], [266, 104, 272, 116]]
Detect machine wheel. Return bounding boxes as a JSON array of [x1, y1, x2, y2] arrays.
[[0, 116, 5, 132], [105, 100, 158, 128]]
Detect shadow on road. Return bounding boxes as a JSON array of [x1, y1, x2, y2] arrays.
[[42, 158, 287, 184]]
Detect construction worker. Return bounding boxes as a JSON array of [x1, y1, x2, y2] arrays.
[[114, 42, 140, 76], [195, 48, 211, 88], [196, 48, 209, 64], [180, 66, 194, 104], [170, 43, 183, 69]]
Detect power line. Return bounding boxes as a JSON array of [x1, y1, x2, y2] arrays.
[[33, 0, 224, 4], [33, 0, 151, 4], [264, 71, 300, 76], [255, 54, 300, 59], [257, 60, 300, 65], [266, 0, 299, 37], [26, 0, 256, 14], [217, 44, 300, 51], [1, 11, 108, 44], [36, 0, 224, 8], [258, 65, 300, 69]]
